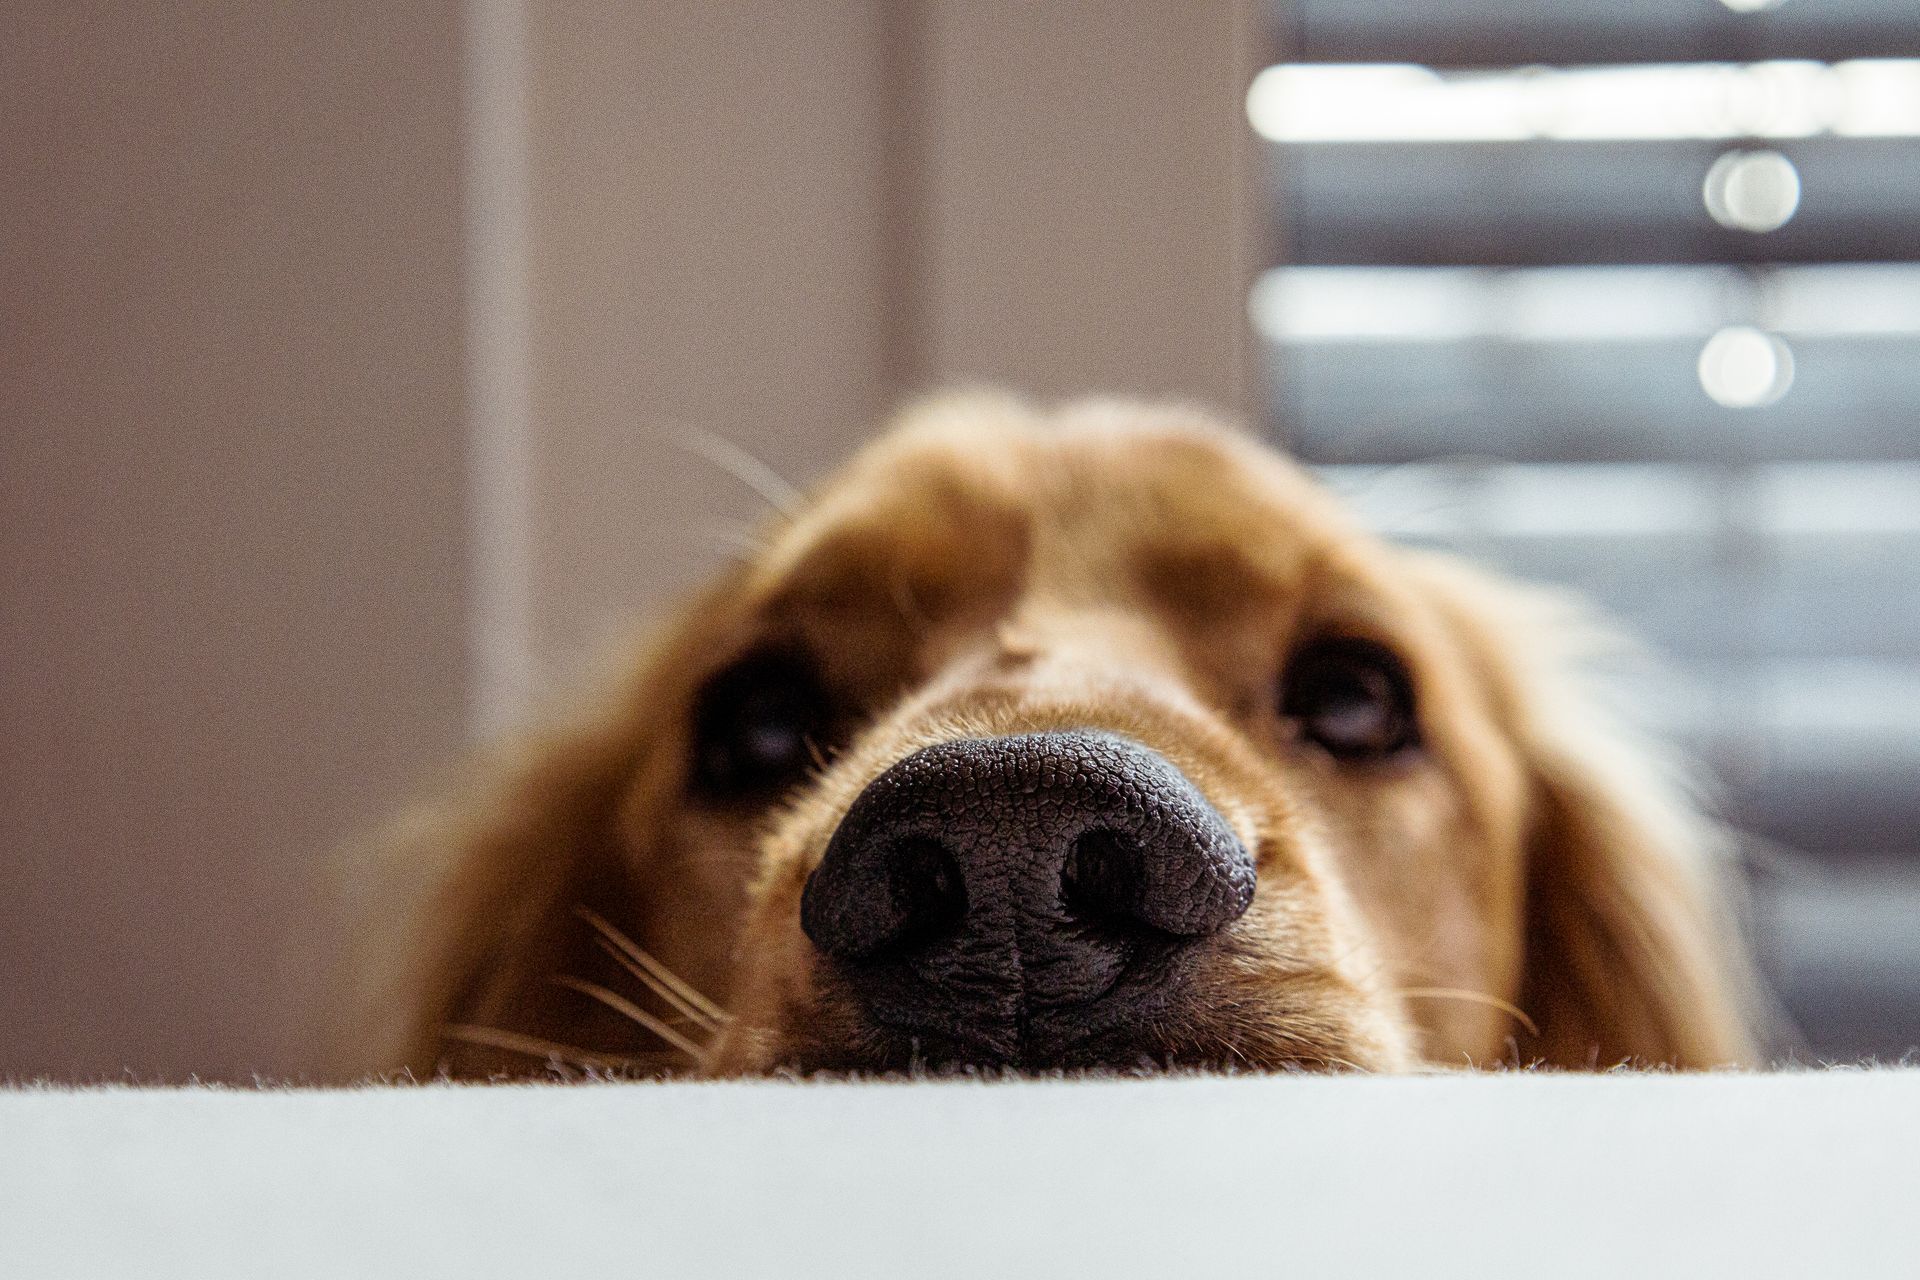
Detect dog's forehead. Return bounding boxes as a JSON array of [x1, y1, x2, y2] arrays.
[[1033, 420, 1359, 592], [753, 408, 1364, 607]]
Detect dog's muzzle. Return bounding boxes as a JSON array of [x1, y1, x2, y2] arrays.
[[800, 730, 1255, 1067]]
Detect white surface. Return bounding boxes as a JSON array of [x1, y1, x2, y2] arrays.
[[2, 1072, 1915, 1279]]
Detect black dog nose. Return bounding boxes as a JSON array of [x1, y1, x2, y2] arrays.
[[800, 730, 1255, 1064]]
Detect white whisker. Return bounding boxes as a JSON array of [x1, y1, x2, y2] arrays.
[[552, 975, 708, 1060], [1398, 986, 1540, 1038], [591, 936, 720, 1034], [677, 429, 804, 517], [575, 905, 732, 1026], [440, 1023, 643, 1072]]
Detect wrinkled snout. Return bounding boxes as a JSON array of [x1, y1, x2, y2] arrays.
[[800, 730, 1256, 1068]]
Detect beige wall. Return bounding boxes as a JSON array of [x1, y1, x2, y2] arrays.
[[912, 0, 1265, 410], [0, 1, 1260, 1080], [518, 0, 1264, 687], [521, 0, 895, 683], [1, 4, 470, 1079]]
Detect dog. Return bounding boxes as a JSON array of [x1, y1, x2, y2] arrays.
[[328, 393, 1760, 1078]]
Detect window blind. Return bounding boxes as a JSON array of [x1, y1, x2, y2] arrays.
[[1254, 0, 1920, 1059]]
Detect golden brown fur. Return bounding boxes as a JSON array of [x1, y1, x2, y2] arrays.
[[325, 393, 1759, 1079]]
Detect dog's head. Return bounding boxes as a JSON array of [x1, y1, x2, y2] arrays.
[[336, 395, 1758, 1078]]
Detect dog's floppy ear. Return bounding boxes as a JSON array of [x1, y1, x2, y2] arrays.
[[1407, 553, 1761, 1069], [317, 578, 744, 1081], [1514, 695, 1759, 1068]]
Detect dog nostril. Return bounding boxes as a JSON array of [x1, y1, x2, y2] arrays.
[[1059, 829, 1143, 927], [801, 833, 966, 961], [883, 837, 967, 952]]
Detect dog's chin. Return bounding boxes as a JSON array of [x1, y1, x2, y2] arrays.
[[709, 929, 1418, 1078], [769, 1033, 1375, 1078], [723, 995, 1407, 1078]]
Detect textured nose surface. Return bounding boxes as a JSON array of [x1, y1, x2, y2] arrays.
[[800, 730, 1255, 1063]]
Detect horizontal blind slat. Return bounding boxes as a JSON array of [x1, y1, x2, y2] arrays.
[[1277, 139, 1920, 268], [1271, 335, 1920, 464], [1281, 0, 1919, 68]]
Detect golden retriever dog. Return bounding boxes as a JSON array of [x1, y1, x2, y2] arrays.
[[328, 393, 1760, 1079]]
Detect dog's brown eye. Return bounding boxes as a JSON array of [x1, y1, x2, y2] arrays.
[[691, 651, 832, 798], [1281, 638, 1419, 761]]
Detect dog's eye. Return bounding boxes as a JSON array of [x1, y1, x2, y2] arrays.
[[691, 651, 832, 798], [1280, 638, 1419, 761]]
